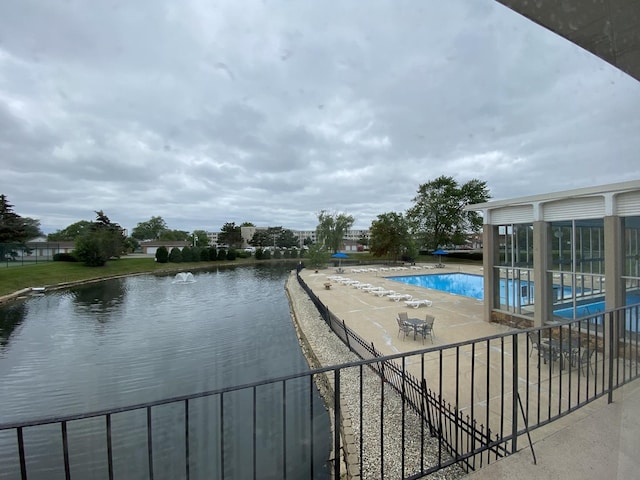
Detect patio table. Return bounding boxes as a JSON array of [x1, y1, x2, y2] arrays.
[[542, 338, 581, 369], [404, 318, 427, 341]]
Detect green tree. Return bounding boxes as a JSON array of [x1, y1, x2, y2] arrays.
[[0, 194, 27, 244], [159, 229, 190, 241], [369, 212, 413, 263], [181, 246, 193, 262], [278, 229, 299, 248], [406, 176, 489, 251], [73, 211, 126, 266], [305, 242, 330, 268], [315, 211, 354, 253], [251, 226, 299, 249], [218, 222, 242, 248], [190, 230, 210, 247], [123, 237, 139, 253], [22, 217, 43, 240], [169, 247, 183, 262], [0, 194, 30, 260], [48, 220, 92, 241], [155, 246, 169, 263], [249, 229, 273, 247], [131, 216, 168, 241]]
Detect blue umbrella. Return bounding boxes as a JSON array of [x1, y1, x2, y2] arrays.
[[432, 249, 448, 265], [331, 252, 349, 267]]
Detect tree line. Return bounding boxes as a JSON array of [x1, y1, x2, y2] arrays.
[[1, 175, 489, 268]]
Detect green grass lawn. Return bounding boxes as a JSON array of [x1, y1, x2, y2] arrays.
[[0, 257, 257, 298]]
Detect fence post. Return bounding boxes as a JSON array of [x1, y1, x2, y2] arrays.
[[342, 320, 351, 349], [511, 333, 519, 453], [608, 311, 615, 404], [333, 369, 341, 479]]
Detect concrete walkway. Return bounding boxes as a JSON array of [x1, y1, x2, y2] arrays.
[[299, 263, 640, 479], [465, 380, 640, 479]]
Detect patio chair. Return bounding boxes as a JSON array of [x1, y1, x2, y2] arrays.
[[396, 314, 411, 340], [527, 332, 558, 366], [416, 315, 435, 343], [573, 347, 596, 376]]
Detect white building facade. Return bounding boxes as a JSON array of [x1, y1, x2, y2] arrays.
[[468, 181, 640, 328]]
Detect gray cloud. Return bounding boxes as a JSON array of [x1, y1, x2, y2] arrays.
[[1, 0, 638, 234]]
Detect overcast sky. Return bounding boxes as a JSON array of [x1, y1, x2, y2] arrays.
[[1, 0, 639, 235]]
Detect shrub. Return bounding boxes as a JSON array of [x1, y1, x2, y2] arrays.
[[273, 250, 282, 259], [169, 247, 183, 263], [191, 247, 201, 262], [262, 249, 271, 260], [53, 252, 77, 262], [200, 248, 210, 261], [282, 249, 291, 259], [74, 234, 109, 266], [226, 249, 236, 261], [208, 247, 217, 261], [255, 248, 264, 260], [181, 246, 193, 262], [216, 249, 226, 261], [155, 246, 169, 263]]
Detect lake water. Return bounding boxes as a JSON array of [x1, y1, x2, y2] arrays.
[[0, 264, 331, 479]]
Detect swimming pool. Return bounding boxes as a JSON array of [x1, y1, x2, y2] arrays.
[[389, 273, 581, 302], [390, 273, 640, 331], [554, 294, 640, 331], [389, 273, 485, 299]]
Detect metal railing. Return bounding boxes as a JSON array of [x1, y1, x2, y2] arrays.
[[1, 277, 639, 479], [297, 273, 640, 476]]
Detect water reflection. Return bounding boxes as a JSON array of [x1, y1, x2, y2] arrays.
[[0, 264, 330, 479], [0, 303, 26, 351], [71, 279, 128, 323]]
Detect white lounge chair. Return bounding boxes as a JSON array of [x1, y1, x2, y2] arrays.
[[388, 293, 412, 302], [373, 289, 395, 297], [362, 285, 382, 292], [404, 299, 433, 309]]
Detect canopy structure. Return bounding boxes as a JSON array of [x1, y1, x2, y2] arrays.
[[331, 252, 348, 267], [432, 249, 449, 265]]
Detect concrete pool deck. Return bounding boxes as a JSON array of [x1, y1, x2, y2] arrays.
[[298, 262, 640, 479]]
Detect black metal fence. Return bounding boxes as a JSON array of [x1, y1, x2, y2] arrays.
[[1, 276, 639, 479], [297, 273, 640, 476], [0, 242, 64, 267]]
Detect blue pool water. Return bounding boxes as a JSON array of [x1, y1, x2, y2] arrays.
[[390, 273, 640, 331], [390, 273, 485, 299]]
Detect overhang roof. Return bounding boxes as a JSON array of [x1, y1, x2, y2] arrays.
[[497, 0, 640, 82], [468, 180, 640, 211]]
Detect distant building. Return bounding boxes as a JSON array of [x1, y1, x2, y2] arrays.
[[23, 238, 75, 258], [206, 228, 370, 250], [140, 241, 190, 256]]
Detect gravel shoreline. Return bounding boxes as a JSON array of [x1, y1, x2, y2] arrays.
[[286, 272, 465, 480]]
